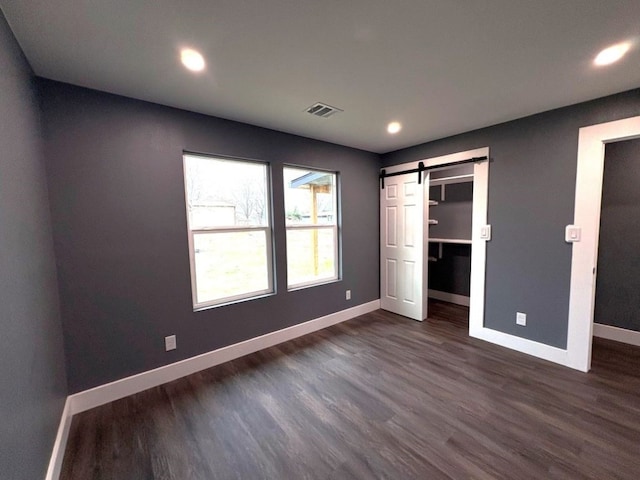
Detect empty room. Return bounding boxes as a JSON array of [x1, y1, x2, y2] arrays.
[[2, 1, 640, 479]]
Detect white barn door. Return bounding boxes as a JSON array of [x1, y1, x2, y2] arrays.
[[380, 172, 428, 321]]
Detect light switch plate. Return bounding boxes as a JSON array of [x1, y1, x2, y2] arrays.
[[480, 225, 491, 241], [565, 225, 581, 243]]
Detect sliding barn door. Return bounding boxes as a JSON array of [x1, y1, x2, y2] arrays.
[[380, 172, 428, 321]]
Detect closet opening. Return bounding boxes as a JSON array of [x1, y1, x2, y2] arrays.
[[379, 147, 489, 338], [427, 164, 474, 325]]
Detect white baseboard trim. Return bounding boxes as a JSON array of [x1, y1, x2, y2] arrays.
[[470, 325, 571, 369], [428, 290, 470, 307], [45, 397, 73, 480], [68, 299, 380, 415], [593, 323, 640, 347]]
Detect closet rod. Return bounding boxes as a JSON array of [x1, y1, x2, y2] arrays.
[[379, 155, 487, 189]]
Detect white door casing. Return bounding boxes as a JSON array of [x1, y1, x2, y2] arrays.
[[380, 172, 428, 320], [567, 116, 640, 372]]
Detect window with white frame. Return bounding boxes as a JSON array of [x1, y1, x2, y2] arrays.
[[183, 153, 272, 308], [283, 166, 339, 289]]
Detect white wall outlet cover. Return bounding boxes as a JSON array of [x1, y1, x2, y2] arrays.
[[346, 290, 351, 300], [480, 225, 491, 240], [165, 335, 177, 351], [516, 312, 527, 326], [565, 225, 581, 243]]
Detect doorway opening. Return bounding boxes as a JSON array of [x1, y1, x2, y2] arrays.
[[568, 115, 640, 372], [594, 139, 640, 336]]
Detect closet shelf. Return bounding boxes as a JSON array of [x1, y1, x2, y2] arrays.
[[430, 173, 474, 186], [428, 219, 438, 225], [428, 238, 472, 244], [429, 200, 439, 206], [428, 256, 438, 262]]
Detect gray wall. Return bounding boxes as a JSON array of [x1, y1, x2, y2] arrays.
[[0, 10, 67, 480], [383, 89, 640, 348], [39, 80, 380, 393], [594, 138, 640, 331]]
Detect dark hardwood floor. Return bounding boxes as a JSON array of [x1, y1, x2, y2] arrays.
[[60, 301, 640, 479]]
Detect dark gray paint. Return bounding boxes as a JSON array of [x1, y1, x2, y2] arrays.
[[39, 80, 380, 393], [0, 10, 67, 479], [383, 89, 640, 348], [594, 138, 640, 332]]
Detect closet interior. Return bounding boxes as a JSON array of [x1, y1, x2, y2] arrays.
[[427, 164, 473, 309]]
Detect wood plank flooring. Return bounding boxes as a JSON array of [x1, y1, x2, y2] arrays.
[[60, 301, 640, 479]]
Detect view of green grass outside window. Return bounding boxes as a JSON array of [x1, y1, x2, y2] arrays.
[[284, 167, 339, 288], [183, 154, 272, 308]]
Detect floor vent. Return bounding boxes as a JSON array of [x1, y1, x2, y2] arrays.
[[305, 102, 343, 118]]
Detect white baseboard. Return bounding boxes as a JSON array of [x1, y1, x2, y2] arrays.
[[469, 325, 571, 369], [428, 289, 470, 307], [593, 323, 640, 347], [45, 397, 73, 480], [68, 299, 380, 415]]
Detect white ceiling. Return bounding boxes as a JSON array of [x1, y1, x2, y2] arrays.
[[3, 0, 640, 153]]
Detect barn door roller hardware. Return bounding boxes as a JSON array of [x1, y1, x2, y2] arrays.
[[379, 156, 488, 189]]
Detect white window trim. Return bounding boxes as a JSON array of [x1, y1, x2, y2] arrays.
[[284, 167, 340, 290], [183, 154, 274, 310]]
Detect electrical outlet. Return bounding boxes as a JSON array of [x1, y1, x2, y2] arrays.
[[165, 335, 177, 351], [346, 290, 351, 300], [516, 312, 527, 326]]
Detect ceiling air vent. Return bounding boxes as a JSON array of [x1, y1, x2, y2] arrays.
[[305, 102, 343, 118]]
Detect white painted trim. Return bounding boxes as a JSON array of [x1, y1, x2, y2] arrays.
[[470, 327, 569, 366], [468, 155, 490, 341], [593, 323, 640, 347], [568, 116, 640, 372], [45, 397, 73, 480], [430, 173, 474, 186], [428, 289, 470, 307], [68, 300, 380, 415], [428, 238, 472, 245]]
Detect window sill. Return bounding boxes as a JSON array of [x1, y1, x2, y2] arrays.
[[287, 277, 341, 292], [193, 291, 275, 312]]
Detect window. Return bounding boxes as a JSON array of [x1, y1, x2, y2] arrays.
[[283, 166, 339, 289], [183, 153, 272, 308]]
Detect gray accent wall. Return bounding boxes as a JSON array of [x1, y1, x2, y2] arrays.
[[0, 10, 67, 480], [383, 89, 640, 348], [39, 80, 380, 393], [594, 138, 640, 332]]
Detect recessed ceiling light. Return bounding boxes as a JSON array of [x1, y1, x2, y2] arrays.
[[594, 42, 631, 66], [181, 48, 206, 72], [387, 121, 402, 134]]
